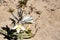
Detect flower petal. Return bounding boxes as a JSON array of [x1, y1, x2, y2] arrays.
[[21, 15, 33, 23], [12, 25, 18, 29], [21, 26, 25, 30], [16, 28, 21, 33]]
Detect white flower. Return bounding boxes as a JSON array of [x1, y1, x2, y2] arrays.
[[12, 15, 34, 33], [20, 15, 34, 24], [12, 24, 25, 33]]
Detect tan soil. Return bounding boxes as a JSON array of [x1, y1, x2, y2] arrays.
[[0, 0, 60, 40]]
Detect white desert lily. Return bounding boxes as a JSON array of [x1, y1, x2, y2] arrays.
[[12, 15, 34, 33], [12, 24, 25, 33]]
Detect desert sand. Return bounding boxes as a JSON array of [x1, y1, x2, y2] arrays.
[[0, 0, 60, 40]]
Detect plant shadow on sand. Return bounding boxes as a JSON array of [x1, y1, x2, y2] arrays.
[[0, 25, 17, 40]]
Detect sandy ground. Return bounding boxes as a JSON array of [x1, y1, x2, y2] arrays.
[[0, 0, 60, 40]]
